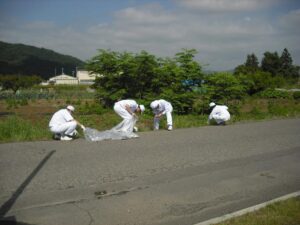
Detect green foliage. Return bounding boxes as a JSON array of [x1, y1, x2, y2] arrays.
[[256, 89, 291, 99], [293, 91, 300, 100], [279, 48, 300, 79], [261, 51, 281, 76], [204, 72, 246, 102], [215, 197, 300, 225], [235, 48, 299, 88], [77, 101, 108, 115], [236, 71, 285, 95], [245, 53, 259, 69], [87, 48, 203, 114], [0, 75, 42, 93]]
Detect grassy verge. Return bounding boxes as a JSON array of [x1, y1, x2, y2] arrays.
[[0, 116, 51, 142], [0, 98, 300, 143], [215, 197, 300, 225]]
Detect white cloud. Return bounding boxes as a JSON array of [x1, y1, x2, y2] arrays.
[[175, 0, 279, 12], [115, 3, 176, 24], [0, 1, 299, 71], [278, 9, 300, 34]]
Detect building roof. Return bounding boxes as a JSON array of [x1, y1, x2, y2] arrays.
[[49, 74, 77, 81]]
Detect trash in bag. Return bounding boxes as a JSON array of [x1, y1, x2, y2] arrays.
[[84, 117, 139, 141]]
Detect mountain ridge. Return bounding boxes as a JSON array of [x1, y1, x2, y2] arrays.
[[0, 41, 85, 79]]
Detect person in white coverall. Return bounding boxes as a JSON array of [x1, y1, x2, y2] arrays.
[[208, 102, 230, 125], [49, 105, 85, 141], [150, 99, 173, 131], [113, 100, 145, 132]]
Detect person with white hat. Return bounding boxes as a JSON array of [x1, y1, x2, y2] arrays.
[[49, 105, 85, 141], [113, 99, 145, 132], [150, 99, 173, 131], [208, 102, 231, 125]]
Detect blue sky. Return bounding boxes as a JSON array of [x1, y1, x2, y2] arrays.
[[0, 0, 299, 71]]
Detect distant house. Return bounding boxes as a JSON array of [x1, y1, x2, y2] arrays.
[[48, 74, 78, 85], [43, 70, 101, 85], [76, 70, 100, 85]]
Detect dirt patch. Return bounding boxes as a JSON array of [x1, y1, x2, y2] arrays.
[[0, 100, 61, 121]]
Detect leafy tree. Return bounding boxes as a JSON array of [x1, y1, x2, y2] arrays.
[[86, 48, 204, 114], [245, 53, 259, 69], [261, 51, 281, 76], [161, 49, 203, 114], [175, 48, 203, 89], [234, 53, 259, 75], [204, 72, 246, 102], [0, 75, 42, 93], [279, 48, 299, 79]]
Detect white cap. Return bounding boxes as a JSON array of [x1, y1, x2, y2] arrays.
[[150, 100, 159, 109], [67, 105, 75, 112], [139, 105, 145, 113], [209, 102, 216, 108]]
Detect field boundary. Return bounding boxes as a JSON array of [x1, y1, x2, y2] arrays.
[[194, 190, 300, 225]]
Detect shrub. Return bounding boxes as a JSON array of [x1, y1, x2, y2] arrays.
[[256, 89, 291, 99], [293, 91, 300, 100]]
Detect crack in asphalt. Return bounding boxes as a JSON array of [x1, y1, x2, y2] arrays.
[[73, 203, 94, 225]]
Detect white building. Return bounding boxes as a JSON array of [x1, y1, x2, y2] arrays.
[[48, 74, 78, 85], [76, 70, 100, 84], [44, 70, 100, 85]]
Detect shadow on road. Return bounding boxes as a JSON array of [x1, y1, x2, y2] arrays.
[[0, 150, 56, 223]]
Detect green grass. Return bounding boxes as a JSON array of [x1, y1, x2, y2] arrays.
[[0, 116, 51, 142], [1, 98, 300, 143], [215, 197, 300, 225]]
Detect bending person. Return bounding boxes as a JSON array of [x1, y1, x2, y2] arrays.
[[113, 99, 145, 132], [150, 99, 173, 131], [208, 102, 230, 125], [49, 105, 85, 141]]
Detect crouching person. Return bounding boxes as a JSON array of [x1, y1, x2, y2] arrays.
[[208, 102, 230, 125], [49, 105, 85, 141]]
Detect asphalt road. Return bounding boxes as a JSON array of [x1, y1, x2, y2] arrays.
[[0, 118, 300, 225]]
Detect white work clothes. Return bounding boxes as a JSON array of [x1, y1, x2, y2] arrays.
[[151, 99, 173, 130], [49, 109, 77, 135], [209, 105, 230, 124], [113, 100, 138, 132]]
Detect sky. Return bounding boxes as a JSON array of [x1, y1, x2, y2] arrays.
[[0, 0, 299, 71]]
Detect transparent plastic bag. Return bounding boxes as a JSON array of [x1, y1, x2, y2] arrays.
[[84, 117, 139, 141]]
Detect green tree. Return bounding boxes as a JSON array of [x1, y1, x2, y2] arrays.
[[87, 49, 160, 107], [234, 53, 259, 75], [162, 49, 203, 114], [0, 75, 41, 93], [245, 53, 259, 69], [204, 72, 246, 102], [261, 51, 281, 76], [279, 48, 299, 80], [86, 49, 204, 114]]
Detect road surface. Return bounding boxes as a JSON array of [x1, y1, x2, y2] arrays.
[[0, 118, 300, 225]]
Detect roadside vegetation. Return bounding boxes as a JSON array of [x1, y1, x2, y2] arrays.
[[215, 197, 300, 225], [0, 48, 299, 143]]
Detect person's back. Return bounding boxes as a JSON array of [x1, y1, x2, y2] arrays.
[[209, 103, 230, 125], [49, 109, 73, 127], [116, 99, 138, 112]]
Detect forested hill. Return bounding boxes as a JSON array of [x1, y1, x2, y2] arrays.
[[0, 41, 85, 79]]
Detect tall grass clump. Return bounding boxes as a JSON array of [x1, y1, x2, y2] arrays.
[[0, 116, 50, 142]]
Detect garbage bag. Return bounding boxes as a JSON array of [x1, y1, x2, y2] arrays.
[[84, 117, 139, 141]]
